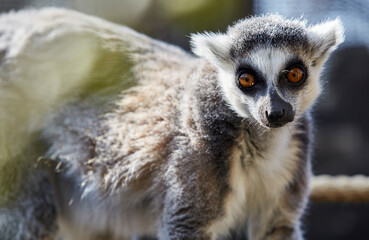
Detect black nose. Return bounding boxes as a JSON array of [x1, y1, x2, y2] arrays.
[[264, 91, 294, 128], [265, 107, 294, 128], [265, 106, 294, 127], [266, 109, 285, 121]]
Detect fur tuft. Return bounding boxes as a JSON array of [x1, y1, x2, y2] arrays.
[[308, 18, 345, 65], [190, 32, 232, 68]]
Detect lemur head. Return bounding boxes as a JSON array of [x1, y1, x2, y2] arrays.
[[191, 15, 344, 128]]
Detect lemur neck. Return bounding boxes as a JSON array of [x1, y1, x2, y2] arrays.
[[243, 120, 296, 150]]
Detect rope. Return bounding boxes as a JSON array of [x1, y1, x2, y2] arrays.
[[310, 175, 369, 203]]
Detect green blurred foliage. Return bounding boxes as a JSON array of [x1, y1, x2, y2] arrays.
[[136, 0, 253, 50], [1, 0, 252, 50], [158, 0, 252, 32]]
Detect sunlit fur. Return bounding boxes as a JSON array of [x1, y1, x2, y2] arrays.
[[0, 9, 343, 240]]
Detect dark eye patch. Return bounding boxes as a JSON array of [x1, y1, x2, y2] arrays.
[[235, 62, 266, 94], [280, 57, 308, 88]]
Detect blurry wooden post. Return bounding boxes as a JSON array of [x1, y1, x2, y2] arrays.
[[311, 175, 369, 203]]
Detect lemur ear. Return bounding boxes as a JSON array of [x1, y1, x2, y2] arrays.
[[191, 32, 232, 68], [308, 19, 345, 66]]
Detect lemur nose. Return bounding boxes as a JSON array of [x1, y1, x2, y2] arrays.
[[263, 90, 295, 128], [266, 109, 285, 121]]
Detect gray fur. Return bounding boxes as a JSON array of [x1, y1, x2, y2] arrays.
[[228, 15, 310, 59], [0, 8, 344, 240]]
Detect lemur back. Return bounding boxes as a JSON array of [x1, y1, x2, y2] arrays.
[[0, 8, 343, 240]]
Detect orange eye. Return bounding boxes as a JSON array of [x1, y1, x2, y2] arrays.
[[239, 73, 255, 88], [287, 67, 304, 83]]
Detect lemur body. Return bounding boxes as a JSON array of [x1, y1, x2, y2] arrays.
[[0, 8, 343, 240]]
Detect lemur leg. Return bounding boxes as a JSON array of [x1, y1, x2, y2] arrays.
[[247, 203, 304, 240], [158, 195, 213, 240], [158, 160, 229, 240]]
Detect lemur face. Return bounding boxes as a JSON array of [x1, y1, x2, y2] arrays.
[[191, 15, 344, 129], [229, 47, 312, 128]]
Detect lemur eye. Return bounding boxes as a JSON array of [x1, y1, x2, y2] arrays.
[[287, 67, 303, 83], [239, 73, 255, 88]]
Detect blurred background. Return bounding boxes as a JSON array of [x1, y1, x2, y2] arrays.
[[0, 0, 368, 239]]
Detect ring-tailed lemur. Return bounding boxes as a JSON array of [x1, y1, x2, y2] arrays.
[[0, 8, 343, 240]]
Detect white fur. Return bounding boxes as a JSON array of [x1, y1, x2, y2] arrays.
[[307, 18, 345, 64], [191, 32, 233, 70], [206, 126, 304, 239]]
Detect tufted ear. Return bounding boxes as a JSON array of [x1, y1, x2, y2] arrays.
[[308, 18, 345, 66], [190, 32, 232, 68]]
